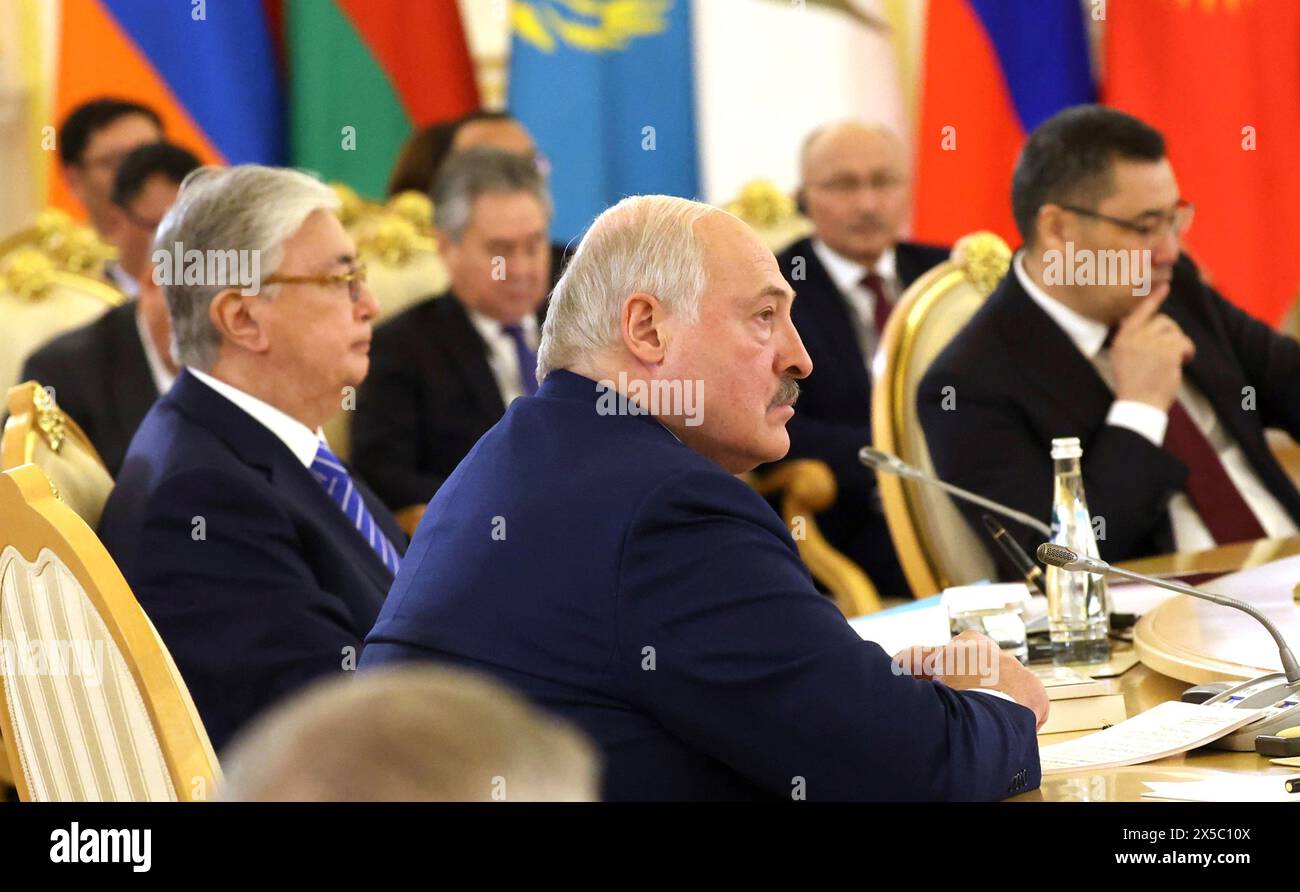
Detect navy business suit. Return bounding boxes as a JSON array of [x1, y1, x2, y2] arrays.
[[362, 370, 1039, 801], [99, 369, 405, 751]]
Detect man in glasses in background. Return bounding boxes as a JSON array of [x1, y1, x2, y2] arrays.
[[352, 148, 552, 519], [57, 97, 164, 292], [20, 141, 200, 475], [99, 165, 406, 751], [920, 104, 1300, 573], [772, 121, 948, 598]]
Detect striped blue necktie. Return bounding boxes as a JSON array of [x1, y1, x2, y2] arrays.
[[310, 443, 401, 576]]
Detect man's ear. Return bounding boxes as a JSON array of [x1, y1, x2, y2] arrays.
[[62, 163, 88, 204], [621, 291, 667, 365], [1033, 204, 1074, 255], [209, 287, 269, 355], [101, 204, 127, 245], [435, 229, 461, 268]]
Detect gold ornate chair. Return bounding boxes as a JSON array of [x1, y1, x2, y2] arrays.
[[3, 381, 115, 528], [871, 232, 1012, 598], [747, 460, 881, 617], [394, 505, 427, 538], [0, 210, 125, 396], [0, 463, 220, 801], [333, 184, 449, 323]]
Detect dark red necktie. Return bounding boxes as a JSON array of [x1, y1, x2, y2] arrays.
[[1162, 401, 1267, 543], [861, 272, 892, 334], [1102, 327, 1266, 543]]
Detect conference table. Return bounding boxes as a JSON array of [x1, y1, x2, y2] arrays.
[[1013, 535, 1300, 802]]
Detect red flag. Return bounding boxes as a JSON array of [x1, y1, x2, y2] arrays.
[[913, 0, 1096, 247], [1104, 0, 1300, 323]]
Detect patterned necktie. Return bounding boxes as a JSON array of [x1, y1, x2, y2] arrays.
[[861, 271, 893, 334], [1102, 327, 1266, 544], [310, 443, 402, 576], [502, 323, 538, 397]]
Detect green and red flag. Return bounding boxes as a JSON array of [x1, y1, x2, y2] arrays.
[[285, 0, 480, 198]]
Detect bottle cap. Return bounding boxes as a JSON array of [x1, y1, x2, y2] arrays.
[[1051, 436, 1082, 460]]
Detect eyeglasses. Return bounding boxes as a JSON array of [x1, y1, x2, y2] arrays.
[[531, 151, 552, 179], [810, 172, 905, 195], [263, 264, 368, 303], [1059, 200, 1195, 241]]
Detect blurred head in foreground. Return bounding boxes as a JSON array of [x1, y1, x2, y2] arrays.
[[219, 665, 601, 801]]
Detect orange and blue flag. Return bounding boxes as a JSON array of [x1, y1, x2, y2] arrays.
[[51, 0, 284, 215]]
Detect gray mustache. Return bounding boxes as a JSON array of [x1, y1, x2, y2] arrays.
[[771, 378, 801, 408]]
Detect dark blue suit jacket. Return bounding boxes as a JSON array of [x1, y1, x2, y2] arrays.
[[362, 370, 1039, 801], [98, 369, 405, 751]]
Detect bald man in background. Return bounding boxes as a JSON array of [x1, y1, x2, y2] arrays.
[[775, 122, 949, 598]]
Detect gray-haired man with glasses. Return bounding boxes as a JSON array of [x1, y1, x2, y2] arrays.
[[99, 164, 406, 751], [920, 104, 1300, 575]]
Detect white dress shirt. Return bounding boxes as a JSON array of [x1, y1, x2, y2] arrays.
[[134, 309, 176, 395], [811, 239, 898, 371], [1014, 253, 1297, 550], [465, 307, 540, 406], [187, 368, 327, 468], [105, 262, 139, 299]]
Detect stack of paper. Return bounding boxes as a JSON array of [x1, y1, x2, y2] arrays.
[[1039, 701, 1266, 776], [1033, 665, 1128, 735]]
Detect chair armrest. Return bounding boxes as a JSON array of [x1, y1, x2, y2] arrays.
[[394, 504, 426, 538], [747, 459, 881, 617]]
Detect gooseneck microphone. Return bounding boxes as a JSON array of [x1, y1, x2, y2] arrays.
[[859, 446, 1052, 538], [1037, 543, 1300, 685]]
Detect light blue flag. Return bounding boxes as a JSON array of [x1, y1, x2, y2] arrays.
[[508, 0, 701, 244]]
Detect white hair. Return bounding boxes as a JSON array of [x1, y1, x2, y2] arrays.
[[536, 194, 722, 382], [153, 164, 341, 370], [219, 665, 600, 801]]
